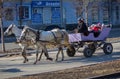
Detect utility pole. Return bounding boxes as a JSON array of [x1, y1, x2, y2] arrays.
[[83, 0, 89, 24], [0, 0, 5, 52], [60, 0, 65, 29], [108, 0, 112, 25], [19, 0, 23, 27]]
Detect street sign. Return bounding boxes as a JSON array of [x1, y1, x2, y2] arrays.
[[32, 1, 60, 7]]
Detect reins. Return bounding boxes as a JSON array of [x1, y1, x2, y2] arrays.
[[51, 31, 58, 43]]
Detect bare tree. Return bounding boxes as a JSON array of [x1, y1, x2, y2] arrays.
[[73, 0, 83, 17], [0, 0, 5, 52], [73, 0, 91, 24]]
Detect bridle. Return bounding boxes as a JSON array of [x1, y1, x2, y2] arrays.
[[7, 24, 14, 34], [20, 28, 29, 41], [21, 28, 37, 41]]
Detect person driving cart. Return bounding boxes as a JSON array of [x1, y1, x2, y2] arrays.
[[76, 17, 89, 36]]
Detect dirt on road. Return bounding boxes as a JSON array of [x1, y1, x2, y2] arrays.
[[7, 59, 120, 79]]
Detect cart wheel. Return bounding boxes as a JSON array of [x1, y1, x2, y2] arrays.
[[88, 43, 96, 53], [66, 45, 76, 57], [83, 47, 94, 57], [103, 43, 113, 55]]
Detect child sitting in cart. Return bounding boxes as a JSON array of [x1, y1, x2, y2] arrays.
[[89, 23, 102, 37], [89, 23, 102, 32]]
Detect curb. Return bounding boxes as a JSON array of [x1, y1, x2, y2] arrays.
[[0, 48, 62, 58], [0, 50, 36, 58]]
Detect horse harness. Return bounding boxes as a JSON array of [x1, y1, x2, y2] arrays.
[[36, 30, 40, 41], [35, 29, 65, 45], [8, 24, 14, 34], [51, 30, 64, 43]]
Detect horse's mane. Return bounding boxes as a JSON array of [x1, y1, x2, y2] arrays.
[[51, 28, 59, 31], [24, 26, 37, 35], [8, 24, 22, 32]]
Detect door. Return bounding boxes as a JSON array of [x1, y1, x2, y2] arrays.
[[43, 8, 51, 24]]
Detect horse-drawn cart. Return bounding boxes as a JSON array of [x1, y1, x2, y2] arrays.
[[66, 26, 113, 57]]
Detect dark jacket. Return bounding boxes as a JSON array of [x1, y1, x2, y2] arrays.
[[77, 22, 88, 33]]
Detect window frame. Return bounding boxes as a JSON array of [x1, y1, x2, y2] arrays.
[[32, 7, 43, 24], [17, 5, 31, 20], [103, 6, 109, 24], [91, 6, 99, 23], [116, 6, 119, 20], [51, 7, 61, 24]]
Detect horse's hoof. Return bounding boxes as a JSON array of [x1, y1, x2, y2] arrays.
[[61, 59, 64, 61], [38, 59, 41, 61], [47, 58, 53, 61], [33, 62, 37, 64], [55, 59, 58, 62], [23, 61, 26, 63], [26, 59, 29, 62]]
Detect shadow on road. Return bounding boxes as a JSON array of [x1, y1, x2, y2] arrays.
[[1, 68, 22, 73]]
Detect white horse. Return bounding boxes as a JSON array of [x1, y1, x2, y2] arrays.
[[19, 26, 70, 61], [4, 24, 52, 64]]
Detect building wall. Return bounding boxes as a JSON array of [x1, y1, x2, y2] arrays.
[[3, 2, 17, 27], [3, 0, 61, 28], [112, 2, 120, 25], [31, 0, 60, 25], [3, 0, 31, 27], [2, 0, 120, 28], [63, 0, 77, 24], [75, 0, 120, 27]]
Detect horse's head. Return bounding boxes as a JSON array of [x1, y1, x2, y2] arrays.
[[18, 27, 28, 42], [4, 24, 15, 36], [18, 26, 37, 42]]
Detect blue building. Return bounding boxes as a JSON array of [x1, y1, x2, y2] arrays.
[[2, 0, 120, 29], [75, 0, 120, 27], [3, 0, 76, 29]]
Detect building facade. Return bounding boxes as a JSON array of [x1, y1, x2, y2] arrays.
[[75, 0, 120, 26], [3, 0, 77, 29], [2, 0, 120, 28]]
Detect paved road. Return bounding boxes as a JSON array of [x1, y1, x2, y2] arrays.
[[0, 42, 120, 79]]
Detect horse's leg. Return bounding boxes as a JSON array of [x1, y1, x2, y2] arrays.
[[55, 48, 60, 61], [22, 47, 28, 63], [61, 47, 64, 61], [34, 47, 39, 64], [43, 47, 53, 61], [38, 49, 44, 61]]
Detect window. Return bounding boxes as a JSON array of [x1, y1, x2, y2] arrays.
[[111, 0, 117, 2], [76, 6, 83, 17], [116, 6, 119, 20], [4, 8, 14, 21], [102, 0, 108, 2], [89, 0, 94, 2], [43, 8, 51, 24], [103, 6, 109, 23], [51, 7, 61, 24], [17, 5, 31, 20], [32, 7, 43, 23], [91, 6, 98, 23]]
